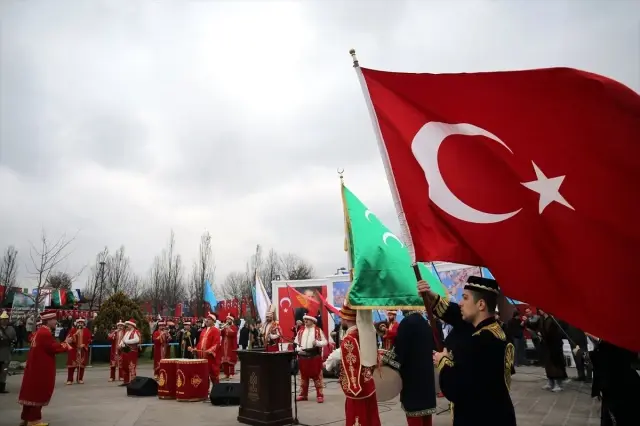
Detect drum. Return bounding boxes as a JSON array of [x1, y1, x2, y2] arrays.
[[176, 358, 209, 402], [157, 359, 177, 400], [374, 349, 402, 402]]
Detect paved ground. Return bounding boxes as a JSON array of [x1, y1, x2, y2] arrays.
[[0, 364, 601, 426]]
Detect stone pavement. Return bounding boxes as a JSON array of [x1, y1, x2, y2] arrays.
[[0, 365, 602, 426]]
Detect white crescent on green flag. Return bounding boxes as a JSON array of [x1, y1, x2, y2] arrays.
[[342, 183, 447, 309]]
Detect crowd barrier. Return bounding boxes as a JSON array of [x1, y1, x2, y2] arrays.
[[12, 342, 181, 367]]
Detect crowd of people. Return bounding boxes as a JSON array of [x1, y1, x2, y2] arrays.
[[1, 275, 638, 426]]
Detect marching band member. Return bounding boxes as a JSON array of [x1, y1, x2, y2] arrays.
[[262, 306, 281, 352], [119, 319, 141, 386], [338, 301, 382, 426], [381, 311, 399, 350], [295, 314, 327, 403], [193, 312, 221, 387], [66, 318, 92, 385], [424, 277, 517, 426], [152, 321, 170, 380], [220, 315, 239, 380], [385, 310, 437, 426], [108, 320, 125, 382], [179, 321, 197, 359], [18, 310, 72, 426]]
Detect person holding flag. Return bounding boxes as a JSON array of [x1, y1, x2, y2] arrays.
[[261, 306, 281, 353], [424, 276, 516, 426]]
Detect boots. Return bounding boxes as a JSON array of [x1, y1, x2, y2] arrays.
[[296, 377, 309, 401], [0, 382, 8, 394], [313, 377, 324, 403]]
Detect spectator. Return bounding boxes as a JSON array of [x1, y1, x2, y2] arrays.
[[507, 311, 526, 366], [239, 322, 250, 350]]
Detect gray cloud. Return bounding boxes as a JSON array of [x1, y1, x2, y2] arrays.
[[1, 0, 638, 290]]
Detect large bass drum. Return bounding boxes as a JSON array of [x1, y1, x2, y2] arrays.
[[374, 349, 402, 402]]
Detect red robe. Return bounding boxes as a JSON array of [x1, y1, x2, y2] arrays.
[[263, 320, 282, 352], [122, 329, 141, 383], [383, 321, 398, 351], [196, 326, 221, 384], [108, 329, 124, 368], [220, 324, 238, 365], [340, 327, 382, 426], [152, 330, 170, 375], [66, 327, 92, 368], [19, 326, 71, 406]]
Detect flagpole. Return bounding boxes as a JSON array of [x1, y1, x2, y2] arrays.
[[350, 49, 442, 350]]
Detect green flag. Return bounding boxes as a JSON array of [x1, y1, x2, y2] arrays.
[[66, 289, 77, 304], [342, 184, 447, 309]]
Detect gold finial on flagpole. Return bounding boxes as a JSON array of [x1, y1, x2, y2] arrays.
[[349, 49, 359, 68], [337, 167, 345, 183]]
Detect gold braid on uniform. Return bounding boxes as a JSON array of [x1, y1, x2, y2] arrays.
[[472, 322, 505, 339], [433, 296, 450, 318], [436, 352, 454, 373], [471, 322, 515, 391]]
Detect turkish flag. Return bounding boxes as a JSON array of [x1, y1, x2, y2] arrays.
[[360, 66, 640, 351]]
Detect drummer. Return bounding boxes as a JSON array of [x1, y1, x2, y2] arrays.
[[385, 309, 437, 426], [192, 312, 221, 387]]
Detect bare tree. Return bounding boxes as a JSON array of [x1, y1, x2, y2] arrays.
[[156, 230, 187, 315], [0, 246, 18, 304], [106, 245, 131, 296], [189, 231, 215, 317], [83, 247, 108, 311], [28, 230, 79, 310], [220, 271, 251, 301], [260, 248, 281, 298], [47, 271, 73, 289], [145, 255, 164, 315], [279, 253, 315, 280], [126, 273, 143, 301]]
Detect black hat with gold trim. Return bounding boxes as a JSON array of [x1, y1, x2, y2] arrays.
[[464, 276, 500, 295]]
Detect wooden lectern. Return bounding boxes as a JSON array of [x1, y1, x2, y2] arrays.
[[237, 349, 295, 426]]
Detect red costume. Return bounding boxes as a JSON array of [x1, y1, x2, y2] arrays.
[[196, 313, 221, 386], [339, 304, 382, 426], [152, 322, 171, 379], [220, 316, 238, 378], [19, 310, 71, 426], [383, 312, 398, 350], [120, 319, 141, 385], [108, 322, 125, 382], [262, 314, 282, 352], [295, 316, 327, 403], [66, 319, 92, 384]]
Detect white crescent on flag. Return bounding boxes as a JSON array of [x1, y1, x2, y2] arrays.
[[279, 297, 292, 313]]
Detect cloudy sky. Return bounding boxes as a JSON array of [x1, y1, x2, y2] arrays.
[[1, 0, 638, 290]]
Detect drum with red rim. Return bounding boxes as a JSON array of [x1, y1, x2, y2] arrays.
[[157, 359, 177, 400], [176, 358, 209, 402]]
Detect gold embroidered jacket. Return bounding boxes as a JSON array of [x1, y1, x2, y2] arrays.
[[434, 296, 516, 426], [339, 326, 375, 399]]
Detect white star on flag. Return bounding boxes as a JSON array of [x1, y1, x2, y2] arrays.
[[521, 162, 575, 214]]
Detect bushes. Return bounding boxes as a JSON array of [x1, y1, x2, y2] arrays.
[[92, 292, 151, 354]]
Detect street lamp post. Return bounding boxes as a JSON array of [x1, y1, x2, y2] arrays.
[[98, 261, 106, 308]]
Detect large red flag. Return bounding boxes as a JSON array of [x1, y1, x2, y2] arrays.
[[358, 66, 640, 351], [287, 285, 321, 316]]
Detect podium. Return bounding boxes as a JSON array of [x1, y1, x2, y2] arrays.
[[237, 349, 295, 426]]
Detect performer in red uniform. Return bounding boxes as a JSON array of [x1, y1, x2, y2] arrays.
[[220, 315, 239, 379], [382, 311, 399, 350], [338, 302, 382, 426], [193, 312, 221, 387], [119, 319, 141, 386], [65, 318, 92, 385], [18, 310, 72, 426], [262, 308, 282, 352], [108, 320, 125, 382], [152, 321, 170, 380], [295, 315, 328, 403]]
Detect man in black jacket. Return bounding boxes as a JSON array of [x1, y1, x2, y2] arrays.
[[507, 311, 526, 366], [385, 310, 436, 426], [424, 276, 516, 426]]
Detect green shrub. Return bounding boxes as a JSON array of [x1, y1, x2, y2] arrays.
[[92, 292, 151, 353]]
